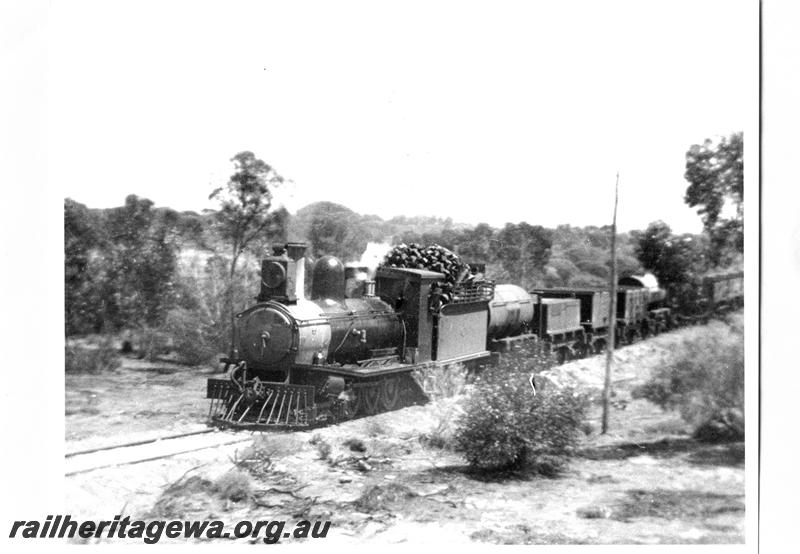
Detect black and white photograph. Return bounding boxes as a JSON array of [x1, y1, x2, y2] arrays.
[[2, 0, 773, 549]]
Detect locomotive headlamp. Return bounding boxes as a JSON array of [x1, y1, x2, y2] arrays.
[[262, 261, 286, 288]]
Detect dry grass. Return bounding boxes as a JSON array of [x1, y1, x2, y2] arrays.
[[214, 469, 253, 502], [234, 434, 304, 478], [353, 483, 417, 513], [65, 340, 121, 374], [364, 419, 387, 437], [249, 434, 303, 458], [610, 489, 745, 521], [148, 474, 216, 519], [149, 467, 254, 519]]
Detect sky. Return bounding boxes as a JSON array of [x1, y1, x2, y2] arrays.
[[40, 0, 756, 233]]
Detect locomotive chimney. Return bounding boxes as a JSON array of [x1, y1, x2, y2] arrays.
[[285, 242, 307, 302]]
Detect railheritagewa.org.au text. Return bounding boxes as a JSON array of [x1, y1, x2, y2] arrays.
[[9, 515, 331, 544]]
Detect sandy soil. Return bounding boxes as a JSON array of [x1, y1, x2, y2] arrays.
[[65, 358, 214, 449], [64, 326, 745, 545]]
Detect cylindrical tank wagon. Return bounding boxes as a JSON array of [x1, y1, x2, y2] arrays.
[[487, 284, 535, 339]]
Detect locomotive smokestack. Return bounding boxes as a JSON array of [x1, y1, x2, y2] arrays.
[[285, 242, 307, 301]]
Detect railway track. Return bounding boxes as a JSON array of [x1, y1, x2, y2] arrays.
[[65, 428, 255, 476]]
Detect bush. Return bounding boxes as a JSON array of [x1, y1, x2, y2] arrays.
[[353, 483, 416, 513], [65, 340, 121, 374], [417, 363, 469, 400], [632, 319, 744, 441], [453, 360, 589, 473], [496, 342, 558, 375], [693, 408, 744, 442], [213, 469, 252, 502], [233, 437, 280, 479], [160, 308, 219, 365], [420, 399, 466, 450], [148, 474, 216, 519], [135, 326, 171, 361], [315, 440, 332, 461]]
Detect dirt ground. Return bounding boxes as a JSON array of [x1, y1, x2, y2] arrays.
[[64, 325, 745, 545], [65, 357, 214, 449]]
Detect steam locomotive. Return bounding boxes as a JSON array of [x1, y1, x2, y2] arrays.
[[206, 242, 743, 430]]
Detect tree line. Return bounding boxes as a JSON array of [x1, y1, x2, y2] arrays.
[[65, 132, 743, 362]]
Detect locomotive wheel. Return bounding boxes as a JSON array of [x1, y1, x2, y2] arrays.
[[381, 378, 401, 411], [362, 384, 382, 415]]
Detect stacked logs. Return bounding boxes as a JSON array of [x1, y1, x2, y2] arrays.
[[380, 243, 475, 309], [381, 243, 468, 283]]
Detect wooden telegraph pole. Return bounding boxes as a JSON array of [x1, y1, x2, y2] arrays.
[[601, 172, 619, 435]]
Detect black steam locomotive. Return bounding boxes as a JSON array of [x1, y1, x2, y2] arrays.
[[206, 242, 743, 430]]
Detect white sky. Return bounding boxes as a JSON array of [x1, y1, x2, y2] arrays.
[[42, 0, 756, 233]]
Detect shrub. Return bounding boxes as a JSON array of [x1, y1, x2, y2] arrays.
[[632, 319, 744, 441], [135, 326, 171, 361], [418, 362, 469, 400], [214, 469, 252, 502], [65, 339, 121, 374], [149, 474, 215, 519], [420, 399, 465, 450], [453, 359, 589, 473], [693, 408, 744, 442], [315, 440, 332, 461], [159, 308, 219, 365], [496, 342, 557, 376], [342, 438, 367, 452], [233, 437, 280, 478], [353, 483, 416, 513]]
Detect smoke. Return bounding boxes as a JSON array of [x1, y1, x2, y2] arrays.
[[353, 242, 392, 273]]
